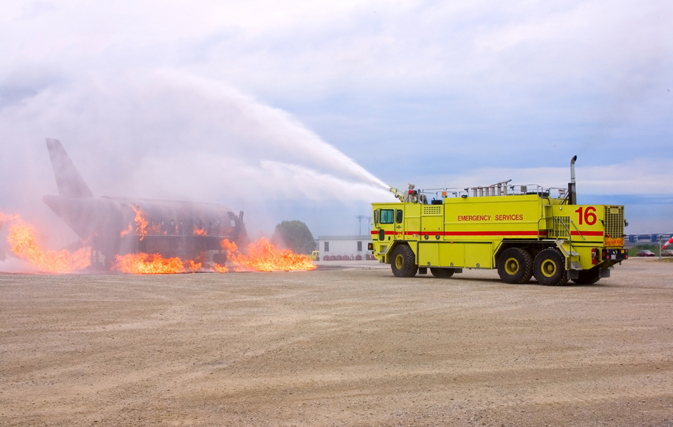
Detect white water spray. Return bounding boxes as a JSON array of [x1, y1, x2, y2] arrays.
[[0, 72, 392, 207]]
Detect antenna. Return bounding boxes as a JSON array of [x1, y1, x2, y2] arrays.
[[356, 215, 367, 235]]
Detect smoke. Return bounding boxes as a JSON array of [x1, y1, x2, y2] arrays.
[[0, 257, 37, 274], [0, 72, 393, 242]]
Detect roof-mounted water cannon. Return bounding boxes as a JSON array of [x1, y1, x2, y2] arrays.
[[568, 155, 577, 205], [389, 184, 427, 203], [389, 186, 405, 202]]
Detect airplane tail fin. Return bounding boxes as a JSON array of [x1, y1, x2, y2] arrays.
[[46, 138, 94, 198]]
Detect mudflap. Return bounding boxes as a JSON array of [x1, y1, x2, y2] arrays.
[[569, 267, 610, 280]]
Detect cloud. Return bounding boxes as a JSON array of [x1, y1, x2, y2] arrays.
[[408, 157, 673, 195]]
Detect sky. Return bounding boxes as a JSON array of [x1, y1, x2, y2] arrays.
[[0, 0, 672, 245]]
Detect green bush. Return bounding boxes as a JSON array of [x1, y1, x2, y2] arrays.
[[271, 221, 317, 255]]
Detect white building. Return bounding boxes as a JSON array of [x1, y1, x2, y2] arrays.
[[316, 235, 374, 261]]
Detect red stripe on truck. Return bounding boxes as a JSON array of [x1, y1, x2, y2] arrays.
[[371, 230, 548, 237]]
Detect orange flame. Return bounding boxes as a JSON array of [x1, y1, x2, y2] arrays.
[[112, 253, 186, 274], [120, 224, 133, 237], [213, 263, 229, 273], [131, 205, 148, 240], [193, 226, 207, 236], [221, 238, 316, 272], [1, 212, 90, 273], [110, 238, 314, 274], [111, 254, 210, 274]]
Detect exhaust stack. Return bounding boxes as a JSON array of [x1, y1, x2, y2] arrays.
[[568, 155, 577, 205]]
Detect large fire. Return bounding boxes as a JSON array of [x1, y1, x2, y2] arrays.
[[0, 212, 91, 273], [111, 207, 314, 274], [111, 238, 315, 274], [1, 210, 316, 275], [222, 238, 317, 272], [112, 253, 186, 274]]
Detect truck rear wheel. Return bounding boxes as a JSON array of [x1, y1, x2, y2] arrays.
[[497, 247, 533, 284], [430, 268, 454, 278], [533, 248, 568, 286], [572, 268, 600, 285], [390, 245, 418, 277]]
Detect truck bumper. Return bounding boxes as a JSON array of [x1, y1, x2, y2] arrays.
[[602, 248, 628, 261]]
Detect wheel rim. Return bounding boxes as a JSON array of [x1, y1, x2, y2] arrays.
[[395, 254, 404, 269], [504, 257, 519, 275], [540, 259, 556, 277]]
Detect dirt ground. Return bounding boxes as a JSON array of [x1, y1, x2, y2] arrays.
[[2, 259, 673, 427]]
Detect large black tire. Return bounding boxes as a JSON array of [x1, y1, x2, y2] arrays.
[[390, 245, 418, 277], [533, 248, 568, 286], [497, 247, 533, 284], [430, 268, 454, 278], [572, 268, 601, 285]]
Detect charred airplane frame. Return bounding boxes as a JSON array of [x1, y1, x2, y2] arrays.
[[43, 139, 249, 269]]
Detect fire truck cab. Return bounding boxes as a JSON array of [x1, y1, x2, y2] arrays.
[[370, 157, 628, 285]]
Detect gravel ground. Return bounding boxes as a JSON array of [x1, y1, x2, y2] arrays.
[[2, 258, 673, 426]]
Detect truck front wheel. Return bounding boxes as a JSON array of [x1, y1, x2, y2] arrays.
[[533, 248, 568, 286], [390, 245, 418, 277], [497, 247, 533, 284]]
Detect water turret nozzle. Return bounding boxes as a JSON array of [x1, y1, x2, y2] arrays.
[[389, 187, 405, 202]]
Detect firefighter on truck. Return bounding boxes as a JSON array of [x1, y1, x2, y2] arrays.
[[369, 156, 628, 285]]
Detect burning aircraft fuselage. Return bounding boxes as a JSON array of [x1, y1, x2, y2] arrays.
[[43, 139, 248, 268]]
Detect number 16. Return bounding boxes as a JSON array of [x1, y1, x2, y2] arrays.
[[575, 206, 597, 225]]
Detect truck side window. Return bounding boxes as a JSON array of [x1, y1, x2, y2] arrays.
[[396, 210, 403, 223], [374, 210, 379, 225], [380, 209, 394, 224]]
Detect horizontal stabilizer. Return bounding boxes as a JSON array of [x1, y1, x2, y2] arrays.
[[46, 138, 94, 198]]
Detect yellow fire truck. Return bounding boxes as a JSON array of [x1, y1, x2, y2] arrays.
[[369, 156, 628, 285]]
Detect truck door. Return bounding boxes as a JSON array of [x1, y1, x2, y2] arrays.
[[394, 207, 405, 240], [374, 207, 396, 244]]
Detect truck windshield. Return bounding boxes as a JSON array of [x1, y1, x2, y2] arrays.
[[380, 209, 394, 224]]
